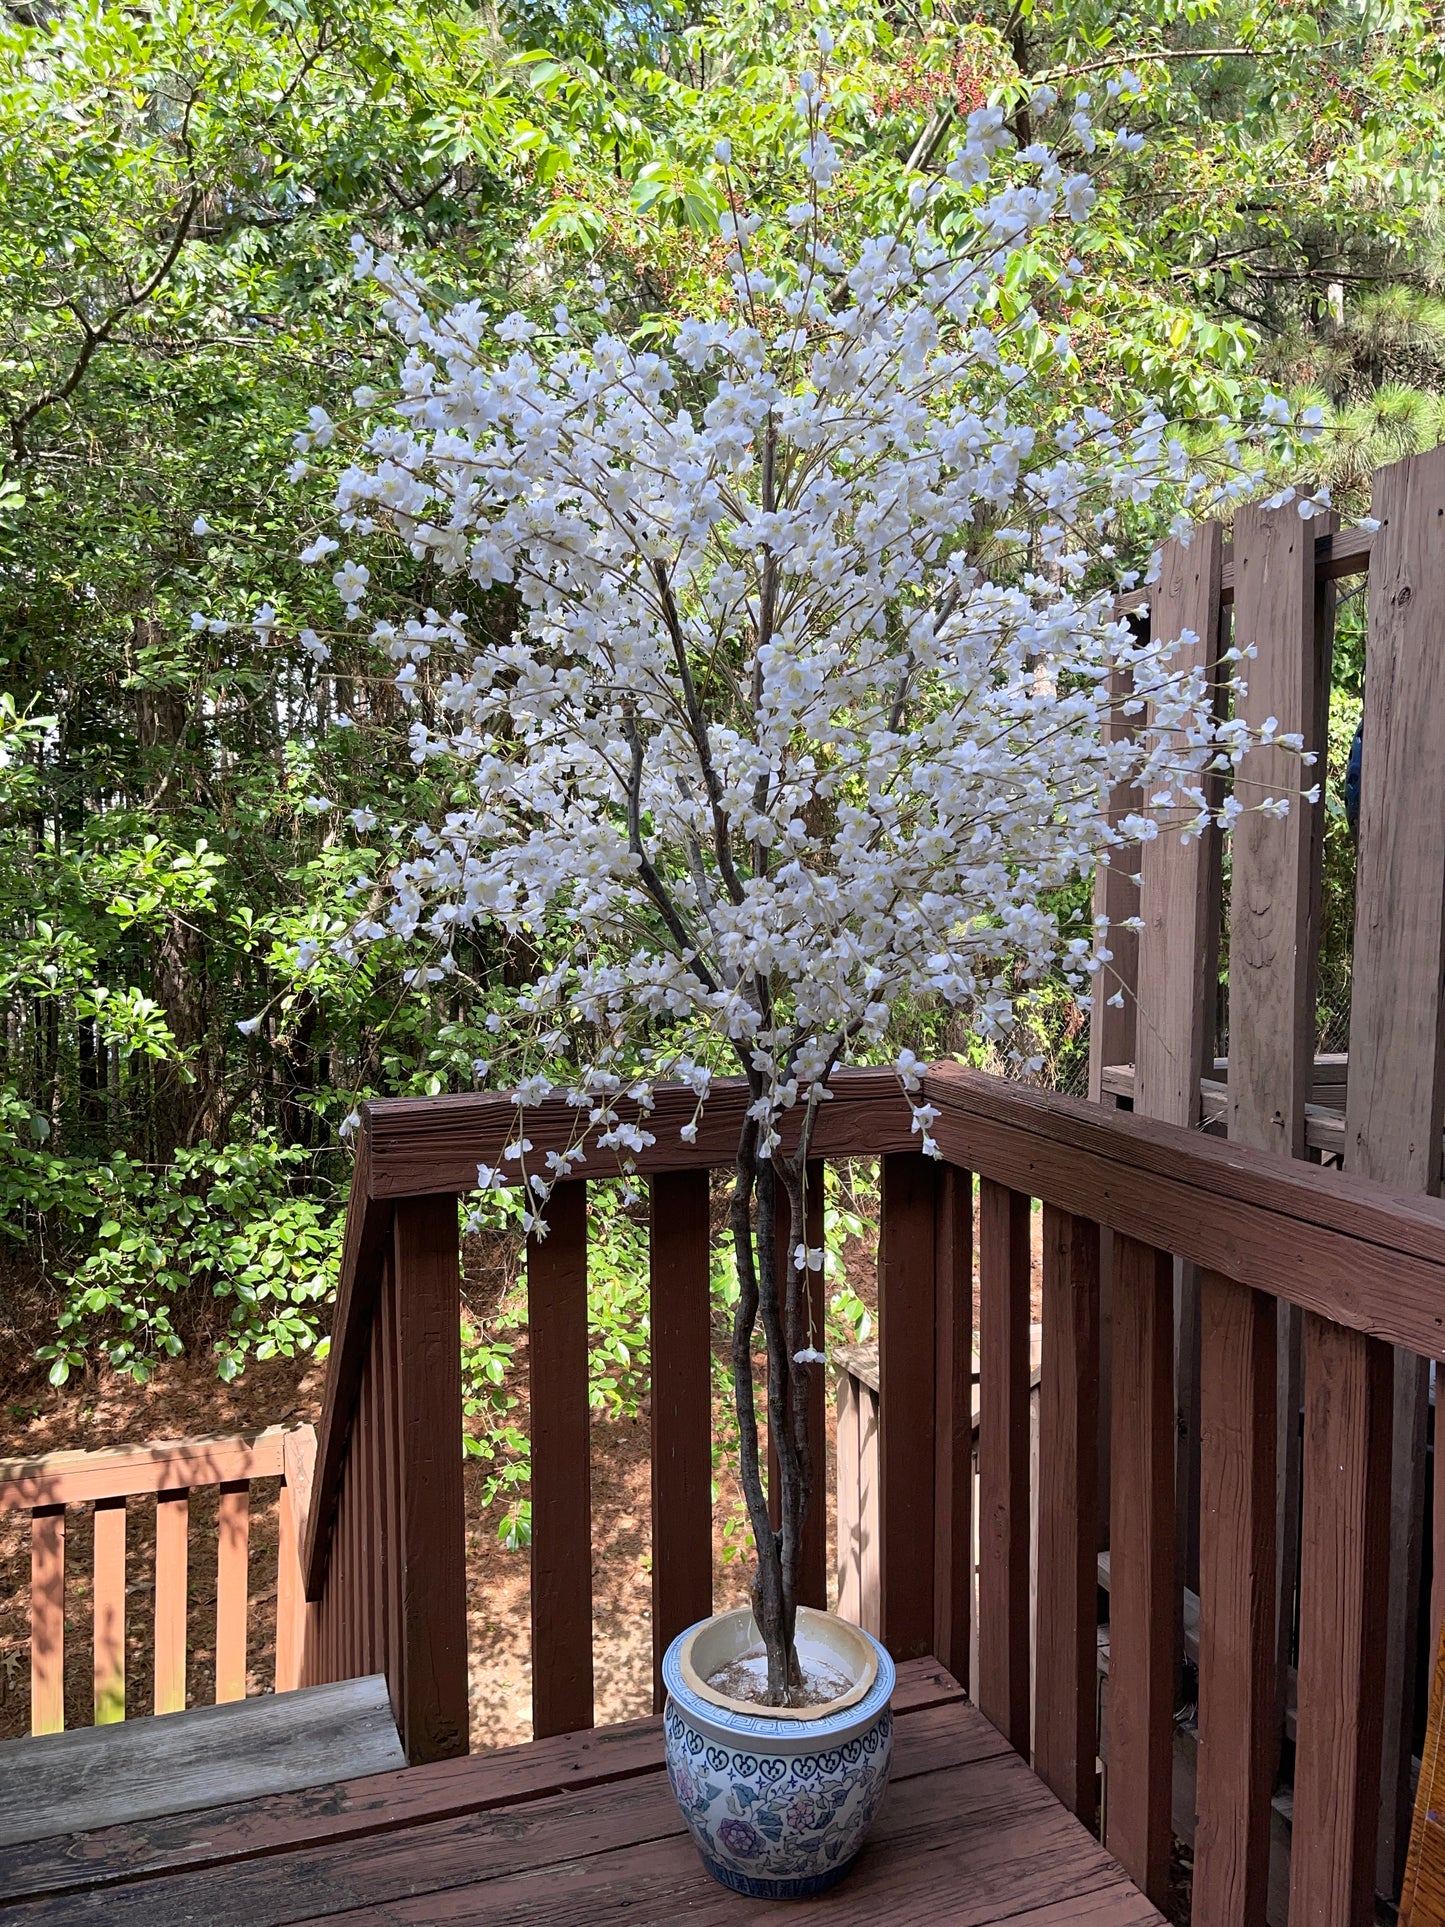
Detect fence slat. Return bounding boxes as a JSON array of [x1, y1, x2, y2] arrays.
[[836, 1372, 862, 1628], [933, 1161, 973, 1689], [529, 1178, 594, 1739], [1087, 656, 1140, 1105], [1345, 447, 1445, 1891], [380, 1249, 404, 1712], [649, 1168, 713, 1711], [1035, 1205, 1100, 1827], [1106, 1233, 1174, 1904], [215, 1481, 250, 1704], [30, 1505, 65, 1736], [976, 1177, 1031, 1752], [1195, 1272, 1277, 1927], [92, 1494, 126, 1724], [279, 1422, 315, 1693], [390, 1193, 468, 1761], [154, 1489, 189, 1715], [768, 1163, 827, 1610], [878, 1152, 937, 1662], [1290, 1315, 1392, 1927], [364, 1344, 384, 1676]]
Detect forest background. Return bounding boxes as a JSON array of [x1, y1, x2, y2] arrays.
[[2, 0, 1443, 1526]]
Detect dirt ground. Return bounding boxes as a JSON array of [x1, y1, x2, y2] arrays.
[[0, 1206, 1042, 1752]]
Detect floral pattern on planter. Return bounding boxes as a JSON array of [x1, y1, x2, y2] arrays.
[[661, 1622, 896, 1901]]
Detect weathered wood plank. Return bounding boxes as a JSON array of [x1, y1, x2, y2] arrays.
[[29, 1507, 64, 1738], [647, 1168, 713, 1710], [1088, 658, 1140, 1106], [278, 1425, 315, 1694], [878, 1152, 938, 1662], [92, 1496, 125, 1725], [923, 1064, 1445, 1361], [976, 1177, 1032, 1753], [1035, 1205, 1100, 1826], [1195, 1272, 1277, 1927], [528, 1178, 594, 1741], [933, 1160, 974, 1689], [1289, 1316, 1393, 1927], [215, 1481, 250, 1705], [0, 1659, 964, 1906], [0, 1430, 288, 1510], [390, 1194, 468, 1762], [0, 1675, 404, 1853], [1106, 1234, 1174, 1904], [1346, 446, 1445, 1894], [154, 1490, 188, 1717]]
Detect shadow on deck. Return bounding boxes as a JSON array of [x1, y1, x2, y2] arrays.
[[0, 1660, 1159, 1926]]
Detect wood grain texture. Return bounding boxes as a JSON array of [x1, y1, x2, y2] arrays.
[[977, 1177, 1032, 1753], [647, 1169, 713, 1710], [0, 1658, 963, 1908], [933, 1160, 974, 1689], [878, 1152, 938, 1662], [389, 1194, 468, 1762], [278, 1425, 316, 1693], [1290, 1316, 1393, 1927], [0, 1675, 404, 1854], [0, 1687, 1164, 1927], [1089, 656, 1142, 1105], [1401, 1613, 1445, 1925], [1106, 1235, 1174, 1904], [215, 1481, 250, 1705], [1227, 499, 1334, 1158], [0, 1430, 287, 1509], [29, 1508, 64, 1737], [1346, 448, 1445, 1893], [1035, 1205, 1100, 1826], [1194, 1272, 1276, 1927], [154, 1490, 188, 1717], [528, 1178, 594, 1740], [92, 1497, 125, 1725], [923, 1063, 1445, 1360], [767, 1162, 827, 1610], [1134, 522, 1225, 1131], [1116, 521, 1373, 616]]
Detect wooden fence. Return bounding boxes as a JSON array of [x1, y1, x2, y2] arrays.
[[1092, 444, 1445, 1905], [0, 1424, 316, 1734]]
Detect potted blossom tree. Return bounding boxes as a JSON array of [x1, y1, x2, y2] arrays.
[[278, 53, 1314, 1901]]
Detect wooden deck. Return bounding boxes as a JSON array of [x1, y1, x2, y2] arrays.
[[0, 1660, 1161, 1926]]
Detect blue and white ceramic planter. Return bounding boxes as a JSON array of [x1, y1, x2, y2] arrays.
[[662, 1605, 895, 1901]]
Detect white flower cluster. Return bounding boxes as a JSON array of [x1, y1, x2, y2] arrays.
[[300, 81, 1300, 1198]]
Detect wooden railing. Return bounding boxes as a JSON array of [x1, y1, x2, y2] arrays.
[[0, 1424, 316, 1734], [307, 1056, 1445, 1927]]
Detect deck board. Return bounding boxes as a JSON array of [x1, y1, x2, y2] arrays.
[[0, 1660, 1161, 1927]]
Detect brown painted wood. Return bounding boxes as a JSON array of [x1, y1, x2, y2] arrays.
[[3, 1688, 1165, 1927], [278, 1425, 315, 1693], [1088, 658, 1140, 1106], [0, 1430, 287, 1509], [215, 1481, 251, 1705], [1035, 1205, 1100, 1827], [364, 1343, 384, 1677], [977, 1176, 1032, 1752], [933, 1160, 973, 1690], [1401, 1613, 1445, 1925], [647, 1168, 713, 1711], [1116, 519, 1373, 614], [766, 1162, 827, 1610], [1106, 1234, 1174, 1904], [1290, 1315, 1393, 1927], [923, 1064, 1445, 1360], [29, 1506, 64, 1737], [528, 1178, 595, 1740], [0, 1657, 964, 1907], [389, 1193, 468, 1762], [878, 1152, 938, 1662], [1194, 1272, 1277, 1927], [379, 1250, 405, 1718], [154, 1489, 188, 1716], [1346, 448, 1445, 1893], [92, 1495, 126, 1725]]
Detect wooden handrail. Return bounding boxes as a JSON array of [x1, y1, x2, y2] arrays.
[[0, 1425, 313, 1735]]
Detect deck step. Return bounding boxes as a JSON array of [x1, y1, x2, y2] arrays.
[[0, 1675, 403, 1848]]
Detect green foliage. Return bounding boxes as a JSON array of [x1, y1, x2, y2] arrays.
[[0, 0, 1439, 1385]]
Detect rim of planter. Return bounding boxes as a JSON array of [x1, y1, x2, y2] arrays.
[[664, 1605, 894, 1740]]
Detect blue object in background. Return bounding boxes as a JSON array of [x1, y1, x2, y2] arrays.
[[1344, 721, 1363, 840]]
